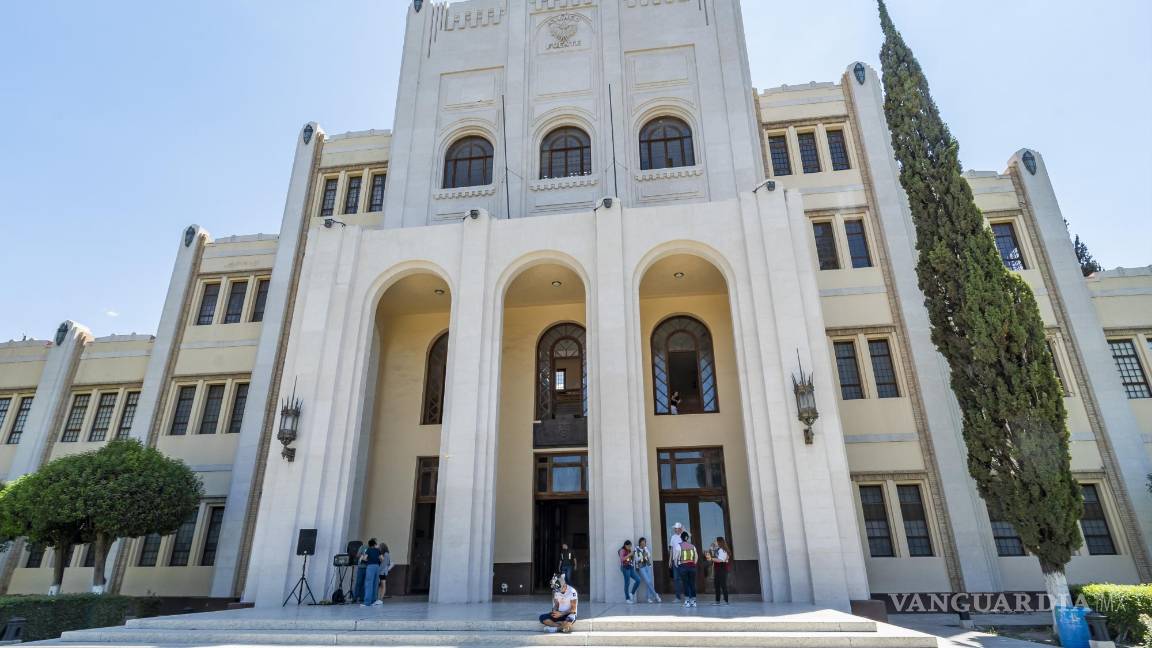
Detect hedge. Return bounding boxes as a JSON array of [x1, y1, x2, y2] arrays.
[[0, 594, 161, 642], [1076, 583, 1152, 644]]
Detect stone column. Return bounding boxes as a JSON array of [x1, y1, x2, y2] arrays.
[[209, 123, 322, 598], [844, 62, 1001, 592]]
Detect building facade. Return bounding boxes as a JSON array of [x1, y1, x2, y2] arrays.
[[1, 0, 1150, 608]]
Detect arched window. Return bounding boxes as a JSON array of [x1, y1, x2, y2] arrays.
[[651, 315, 717, 414], [639, 116, 695, 171], [536, 323, 587, 421], [421, 332, 449, 425], [540, 127, 592, 179], [442, 136, 494, 189]]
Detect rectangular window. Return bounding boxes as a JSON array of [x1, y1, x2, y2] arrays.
[[798, 132, 821, 173], [169, 386, 197, 436], [60, 394, 91, 443], [844, 219, 873, 268], [859, 485, 894, 557], [138, 533, 162, 567], [198, 384, 226, 434], [0, 397, 9, 437], [812, 222, 840, 270], [88, 392, 118, 442], [320, 178, 338, 217], [200, 506, 226, 566], [656, 448, 726, 492], [343, 175, 362, 215], [369, 174, 387, 212], [25, 544, 45, 569], [1080, 484, 1117, 555], [992, 520, 1026, 556], [251, 279, 270, 323], [1108, 339, 1151, 399], [168, 510, 200, 566], [116, 392, 140, 439], [991, 222, 1026, 271], [196, 283, 220, 326], [7, 397, 33, 444], [227, 383, 249, 434], [834, 341, 864, 400], [555, 370, 566, 391], [768, 135, 792, 176], [223, 280, 248, 324], [868, 339, 900, 398], [897, 485, 933, 556], [827, 129, 851, 170]]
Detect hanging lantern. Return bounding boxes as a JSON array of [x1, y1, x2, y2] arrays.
[[792, 355, 819, 445]]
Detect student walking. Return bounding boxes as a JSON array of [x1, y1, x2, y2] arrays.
[[677, 531, 698, 608], [633, 537, 661, 603], [619, 540, 641, 603], [710, 537, 731, 605]]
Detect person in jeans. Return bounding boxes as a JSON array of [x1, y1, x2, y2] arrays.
[[710, 536, 731, 605], [668, 522, 685, 601], [619, 540, 641, 603], [677, 531, 698, 608], [633, 537, 661, 603], [558, 543, 576, 587], [359, 538, 383, 607], [349, 541, 365, 604]]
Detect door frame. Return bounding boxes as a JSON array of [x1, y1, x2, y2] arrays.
[[530, 451, 590, 594], [656, 446, 733, 594], [406, 456, 439, 595]]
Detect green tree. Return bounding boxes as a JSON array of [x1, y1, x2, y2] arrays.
[[1074, 234, 1103, 277], [0, 466, 90, 594], [877, 0, 1083, 612]]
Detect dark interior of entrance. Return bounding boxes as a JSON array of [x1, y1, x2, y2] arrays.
[[533, 499, 589, 593]]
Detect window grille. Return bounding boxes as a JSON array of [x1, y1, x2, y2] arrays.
[[60, 394, 90, 442], [138, 533, 162, 567], [251, 279, 270, 323], [369, 174, 386, 212], [1080, 484, 1117, 555], [168, 510, 200, 566], [320, 178, 338, 217], [88, 392, 118, 442], [25, 544, 45, 568], [991, 222, 1026, 270], [343, 175, 361, 214], [443, 137, 494, 188], [768, 135, 791, 176], [227, 383, 249, 434], [859, 485, 894, 557], [223, 281, 248, 324], [116, 392, 139, 439], [196, 284, 220, 326], [200, 506, 226, 566], [991, 520, 1025, 556], [897, 485, 933, 556], [422, 333, 450, 425], [1108, 339, 1151, 398], [868, 339, 900, 398], [798, 132, 821, 173], [812, 222, 840, 270], [834, 341, 864, 400], [540, 127, 592, 179], [651, 317, 717, 415], [169, 386, 197, 436], [7, 397, 32, 444], [198, 384, 225, 434], [0, 398, 9, 438], [844, 219, 872, 268], [827, 129, 851, 170]]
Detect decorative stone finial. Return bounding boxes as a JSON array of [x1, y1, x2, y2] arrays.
[[853, 62, 866, 85], [1022, 150, 1037, 175]]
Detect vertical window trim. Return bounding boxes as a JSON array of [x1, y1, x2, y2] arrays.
[[858, 484, 895, 557]]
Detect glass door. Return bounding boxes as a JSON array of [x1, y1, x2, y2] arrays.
[[658, 447, 732, 595]]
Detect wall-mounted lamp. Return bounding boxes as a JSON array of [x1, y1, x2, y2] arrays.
[[464, 208, 481, 220], [753, 179, 777, 193], [791, 353, 818, 445], [593, 197, 614, 212], [323, 218, 346, 229], [278, 382, 302, 462]]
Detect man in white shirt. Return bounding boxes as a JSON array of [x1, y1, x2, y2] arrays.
[[668, 522, 685, 601], [539, 574, 578, 634]]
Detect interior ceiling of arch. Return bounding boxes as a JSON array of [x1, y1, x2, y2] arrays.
[[640, 254, 727, 298], [505, 264, 586, 308], [376, 273, 452, 317]]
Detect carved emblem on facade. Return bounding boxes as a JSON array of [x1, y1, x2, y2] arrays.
[[546, 13, 582, 50], [55, 321, 69, 346]]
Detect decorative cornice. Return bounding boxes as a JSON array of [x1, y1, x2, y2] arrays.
[[434, 185, 497, 200], [530, 0, 594, 11], [624, 0, 690, 7], [529, 175, 598, 191], [444, 5, 505, 30], [635, 166, 703, 182]]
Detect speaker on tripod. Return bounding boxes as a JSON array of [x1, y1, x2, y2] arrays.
[[283, 529, 318, 606]]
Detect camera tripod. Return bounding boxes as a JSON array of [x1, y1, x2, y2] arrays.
[[283, 552, 317, 606]]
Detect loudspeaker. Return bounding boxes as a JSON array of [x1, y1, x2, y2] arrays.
[[296, 529, 317, 556]]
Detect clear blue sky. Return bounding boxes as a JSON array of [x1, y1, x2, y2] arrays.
[[1, 1, 1149, 341]]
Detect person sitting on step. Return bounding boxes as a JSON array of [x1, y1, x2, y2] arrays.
[[539, 573, 578, 634]]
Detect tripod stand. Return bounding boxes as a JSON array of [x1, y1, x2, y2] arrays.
[[283, 552, 317, 606]]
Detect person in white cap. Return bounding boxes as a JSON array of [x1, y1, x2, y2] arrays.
[[668, 522, 685, 601]]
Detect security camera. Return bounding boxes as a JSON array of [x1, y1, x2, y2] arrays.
[[463, 208, 481, 220], [594, 197, 614, 211], [752, 179, 777, 193]]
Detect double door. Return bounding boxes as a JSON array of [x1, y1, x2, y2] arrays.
[[657, 447, 732, 595]]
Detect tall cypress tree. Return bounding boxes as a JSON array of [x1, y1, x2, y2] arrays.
[[876, 1, 1083, 608]]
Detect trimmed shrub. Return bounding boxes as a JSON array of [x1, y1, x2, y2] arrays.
[[0, 594, 160, 642], [1077, 583, 1152, 643]]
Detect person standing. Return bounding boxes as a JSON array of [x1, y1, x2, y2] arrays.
[[378, 541, 394, 601], [360, 538, 383, 607], [710, 536, 731, 606], [677, 531, 698, 608], [350, 541, 365, 604], [667, 522, 685, 601], [558, 543, 576, 588], [619, 540, 641, 603], [633, 537, 661, 603]]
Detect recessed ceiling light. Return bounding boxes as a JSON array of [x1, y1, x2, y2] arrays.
[[673, 272, 685, 279], [552, 281, 563, 288], [433, 288, 445, 295]]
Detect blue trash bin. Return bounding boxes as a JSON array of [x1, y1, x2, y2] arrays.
[[1054, 606, 1090, 648]]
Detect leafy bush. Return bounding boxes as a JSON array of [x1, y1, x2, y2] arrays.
[[0, 594, 160, 642], [1077, 583, 1152, 643]]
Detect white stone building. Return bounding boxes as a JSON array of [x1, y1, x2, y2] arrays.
[[0, 0, 1149, 610]]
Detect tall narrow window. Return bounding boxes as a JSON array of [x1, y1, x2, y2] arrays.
[[1047, 339, 1069, 395], [537, 324, 588, 419], [116, 392, 139, 439], [168, 510, 200, 566], [251, 279, 270, 323], [798, 132, 821, 173], [651, 316, 718, 415], [198, 384, 225, 434], [343, 175, 361, 214], [88, 392, 118, 442], [169, 386, 197, 436], [25, 544, 45, 568], [868, 339, 900, 398], [827, 129, 851, 170], [7, 397, 33, 444], [138, 533, 162, 567], [639, 117, 695, 170], [320, 178, 338, 217], [196, 283, 220, 326], [991, 520, 1025, 556], [844, 219, 873, 268], [200, 506, 226, 566], [421, 333, 450, 425], [0, 398, 10, 438], [60, 394, 90, 443], [812, 222, 840, 270], [223, 280, 248, 324], [227, 383, 249, 434], [443, 136, 494, 188], [897, 485, 933, 556], [1108, 339, 1151, 399], [859, 485, 894, 557], [991, 222, 1026, 270], [540, 127, 592, 179], [768, 135, 792, 176], [834, 341, 864, 400], [369, 174, 386, 212], [1080, 484, 1117, 555]]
